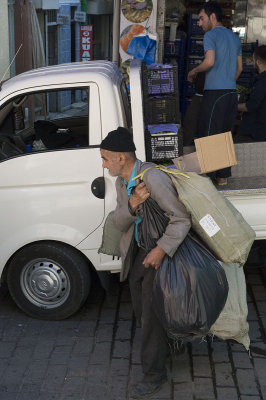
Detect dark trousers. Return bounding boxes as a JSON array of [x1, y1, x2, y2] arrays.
[[197, 89, 238, 179], [129, 247, 169, 377], [233, 133, 253, 143], [183, 95, 203, 146]]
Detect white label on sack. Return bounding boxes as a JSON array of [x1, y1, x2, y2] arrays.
[[199, 214, 220, 237]]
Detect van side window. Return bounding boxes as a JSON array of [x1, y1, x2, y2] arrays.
[[0, 87, 90, 159]]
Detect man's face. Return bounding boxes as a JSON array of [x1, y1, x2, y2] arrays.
[[198, 10, 212, 32], [100, 149, 123, 177]]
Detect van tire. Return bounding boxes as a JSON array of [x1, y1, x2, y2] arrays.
[[7, 242, 91, 320]]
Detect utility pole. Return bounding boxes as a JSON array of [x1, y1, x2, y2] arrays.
[[13, 0, 33, 74], [156, 0, 166, 63]]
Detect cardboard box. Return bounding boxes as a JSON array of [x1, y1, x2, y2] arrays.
[[173, 131, 237, 173]]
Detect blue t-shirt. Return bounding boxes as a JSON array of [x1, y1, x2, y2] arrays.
[[204, 27, 242, 90]]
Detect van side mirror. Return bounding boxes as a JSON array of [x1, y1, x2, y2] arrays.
[[91, 177, 105, 199]]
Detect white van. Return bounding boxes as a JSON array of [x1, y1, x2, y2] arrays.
[[0, 61, 142, 319], [0, 60, 265, 320]]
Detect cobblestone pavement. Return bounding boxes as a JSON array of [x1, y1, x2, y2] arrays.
[[0, 265, 265, 400]]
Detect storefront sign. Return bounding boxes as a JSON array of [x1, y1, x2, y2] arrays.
[[80, 25, 93, 61], [57, 14, 70, 25], [74, 11, 86, 23]]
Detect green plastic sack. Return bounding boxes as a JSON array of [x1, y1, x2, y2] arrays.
[[210, 262, 250, 350], [98, 211, 122, 257], [168, 170, 255, 265], [135, 166, 255, 266]]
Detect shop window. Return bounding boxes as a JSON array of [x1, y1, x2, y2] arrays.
[[47, 10, 57, 23]]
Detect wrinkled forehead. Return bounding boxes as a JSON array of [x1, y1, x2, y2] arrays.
[[100, 148, 120, 160]]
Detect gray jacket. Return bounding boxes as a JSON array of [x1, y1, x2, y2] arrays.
[[113, 160, 191, 282]]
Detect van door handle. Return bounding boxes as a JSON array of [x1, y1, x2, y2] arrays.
[[91, 177, 105, 199]]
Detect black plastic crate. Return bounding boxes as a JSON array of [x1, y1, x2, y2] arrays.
[[144, 96, 180, 124], [164, 39, 186, 57], [187, 37, 204, 56], [242, 64, 257, 71], [145, 131, 183, 161], [142, 64, 178, 96], [180, 98, 192, 122], [237, 76, 256, 88], [188, 13, 204, 35], [242, 41, 258, 56], [187, 56, 204, 73], [239, 70, 256, 78]]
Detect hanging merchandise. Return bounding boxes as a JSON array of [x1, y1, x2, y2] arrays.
[[135, 166, 256, 266], [120, 24, 146, 53], [153, 232, 229, 340], [165, 0, 186, 26], [119, 0, 158, 63], [121, 0, 153, 23], [126, 32, 157, 64]]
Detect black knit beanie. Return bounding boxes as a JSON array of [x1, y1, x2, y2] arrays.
[[100, 127, 136, 152]]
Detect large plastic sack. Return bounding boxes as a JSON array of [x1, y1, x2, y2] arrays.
[[98, 211, 123, 257], [136, 166, 255, 266], [127, 35, 156, 65], [209, 262, 250, 350], [168, 170, 255, 266], [137, 197, 169, 252], [152, 233, 229, 340]]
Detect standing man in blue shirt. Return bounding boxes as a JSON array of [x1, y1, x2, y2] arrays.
[[188, 1, 242, 185]]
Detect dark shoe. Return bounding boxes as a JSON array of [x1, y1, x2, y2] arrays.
[[131, 375, 167, 399]]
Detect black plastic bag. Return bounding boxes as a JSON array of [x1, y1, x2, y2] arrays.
[[152, 233, 229, 340], [137, 196, 169, 252]]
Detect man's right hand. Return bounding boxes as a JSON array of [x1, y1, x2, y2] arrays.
[[188, 69, 198, 83], [129, 180, 150, 214]]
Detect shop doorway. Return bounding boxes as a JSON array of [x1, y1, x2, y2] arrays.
[[88, 14, 113, 60]]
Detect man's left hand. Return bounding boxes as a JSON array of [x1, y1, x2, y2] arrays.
[[143, 246, 166, 270]]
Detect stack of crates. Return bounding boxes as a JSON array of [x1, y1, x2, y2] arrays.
[[237, 41, 258, 89], [180, 13, 205, 121], [142, 63, 183, 162], [163, 37, 186, 94]]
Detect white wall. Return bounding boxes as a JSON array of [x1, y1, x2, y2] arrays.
[[247, 17, 266, 44], [0, 1, 10, 81]]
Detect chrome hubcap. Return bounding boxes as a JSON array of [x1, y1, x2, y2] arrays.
[[21, 260, 70, 308]]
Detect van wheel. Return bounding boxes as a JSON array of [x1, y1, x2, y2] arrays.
[[7, 242, 91, 320]]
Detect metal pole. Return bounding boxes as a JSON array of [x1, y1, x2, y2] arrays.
[[112, 0, 121, 64]]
